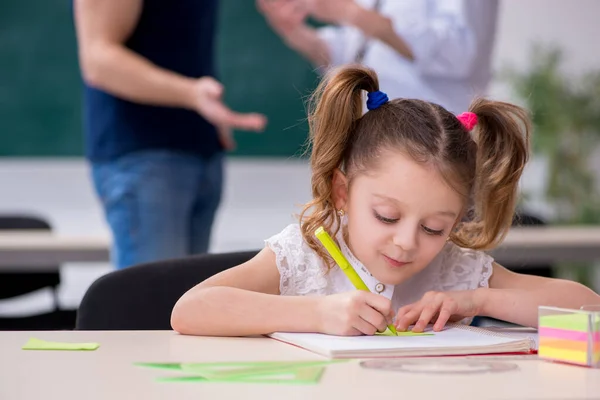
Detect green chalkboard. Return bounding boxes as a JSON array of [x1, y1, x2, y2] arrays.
[[0, 0, 319, 157]]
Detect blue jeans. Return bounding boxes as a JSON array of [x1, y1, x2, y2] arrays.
[[91, 150, 224, 269]]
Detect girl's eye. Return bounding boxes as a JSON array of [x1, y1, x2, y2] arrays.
[[374, 211, 445, 236], [374, 211, 398, 224], [422, 225, 444, 236]]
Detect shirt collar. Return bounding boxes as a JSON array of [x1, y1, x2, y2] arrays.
[[334, 218, 395, 300]]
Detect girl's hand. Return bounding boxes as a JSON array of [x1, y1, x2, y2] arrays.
[[316, 291, 394, 336], [395, 290, 485, 332]]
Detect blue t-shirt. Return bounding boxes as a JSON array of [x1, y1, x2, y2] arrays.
[[82, 0, 222, 162]]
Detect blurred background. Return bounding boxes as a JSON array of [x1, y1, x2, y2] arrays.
[[1, 0, 599, 328]]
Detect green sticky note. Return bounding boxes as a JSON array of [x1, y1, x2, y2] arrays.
[[376, 330, 433, 337], [136, 360, 346, 385], [136, 360, 344, 378], [156, 366, 326, 385], [539, 313, 592, 332], [179, 360, 343, 380], [134, 363, 183, 371], [22, 337, 100, 351]]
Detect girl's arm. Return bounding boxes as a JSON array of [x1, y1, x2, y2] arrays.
[[481, 263, 600, 327], [170, 247, 321, 336]]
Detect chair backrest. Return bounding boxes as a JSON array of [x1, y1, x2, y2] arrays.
[[76, 250, 259, 330], [508, 211, 553, 277], [0, 215, 52, 230], [0, 214, 75, 330], [0, 214, 60, 299], [513, 212, 545, 227]]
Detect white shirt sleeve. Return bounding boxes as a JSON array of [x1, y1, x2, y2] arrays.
[[439, 243, 495, 291], [388, 0, 477, 78], [264, 223, 330, 296]]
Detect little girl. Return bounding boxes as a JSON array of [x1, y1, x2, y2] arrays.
[[171, 65, 600, 337]]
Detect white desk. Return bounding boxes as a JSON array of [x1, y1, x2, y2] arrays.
[[0, 231, 110, 270], [0, 330, 598, 400], [0, 227, 599, 271], [490, 226, 600, 265]]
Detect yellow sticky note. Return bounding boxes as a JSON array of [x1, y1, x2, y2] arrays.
[[22, 337, 100, 351]]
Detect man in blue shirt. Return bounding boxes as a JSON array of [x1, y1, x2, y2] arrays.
[[74, 0, 266, 269]]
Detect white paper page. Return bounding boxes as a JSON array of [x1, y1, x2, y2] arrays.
[[271, 326, 524, 352], [480, 327, 539, 350]]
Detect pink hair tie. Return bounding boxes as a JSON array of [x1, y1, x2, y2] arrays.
[[457, 112, 478, 131]]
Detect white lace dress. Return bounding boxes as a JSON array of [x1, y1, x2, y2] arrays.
[[265, 222, 494, 323]]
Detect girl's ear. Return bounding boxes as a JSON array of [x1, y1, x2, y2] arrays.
[[332, 169, 349, 212]]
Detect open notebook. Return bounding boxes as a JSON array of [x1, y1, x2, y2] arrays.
[[268, 324, 537, 358]]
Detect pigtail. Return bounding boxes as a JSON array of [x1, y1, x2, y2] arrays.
[[452, 98, 531, 250], [300, 65, 379, 262]]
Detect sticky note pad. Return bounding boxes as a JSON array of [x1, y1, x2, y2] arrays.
[[22, 337, 100, 351], [538, 307, 600, 367]]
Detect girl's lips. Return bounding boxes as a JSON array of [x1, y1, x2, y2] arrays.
[[383, 254, 409, 268]]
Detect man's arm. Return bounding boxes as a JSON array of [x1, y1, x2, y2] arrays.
[[74, 0, 266, 132], [281, 25, 331, 68], [74, 0, 196, 109]]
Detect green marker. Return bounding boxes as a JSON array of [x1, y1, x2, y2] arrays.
[[315, 226, 398, 336]]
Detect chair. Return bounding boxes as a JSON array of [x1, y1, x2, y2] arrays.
[[76, 250, 258, 330], [507, 211, 554, 278], [0, 214, 76, 330]]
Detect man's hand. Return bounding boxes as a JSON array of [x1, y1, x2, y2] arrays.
[[305, 0, 360, 25], [193, 77, 267, 133], [256, 0, 309, 38], [216, 125, 236, 150], [256, 0, 331, 67]]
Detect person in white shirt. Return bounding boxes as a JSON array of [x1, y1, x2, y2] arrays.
[[257, 0, 499, 114]]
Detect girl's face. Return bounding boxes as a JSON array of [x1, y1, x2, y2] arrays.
[[333, 150, 464, 286]]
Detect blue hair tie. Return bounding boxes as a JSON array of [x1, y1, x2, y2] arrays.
[[366, 90, 389, 110]]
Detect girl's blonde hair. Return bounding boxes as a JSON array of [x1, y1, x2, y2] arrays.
[[299, 65, 531, 265]]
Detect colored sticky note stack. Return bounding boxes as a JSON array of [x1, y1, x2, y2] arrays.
[[538, 312, 600, 367]]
